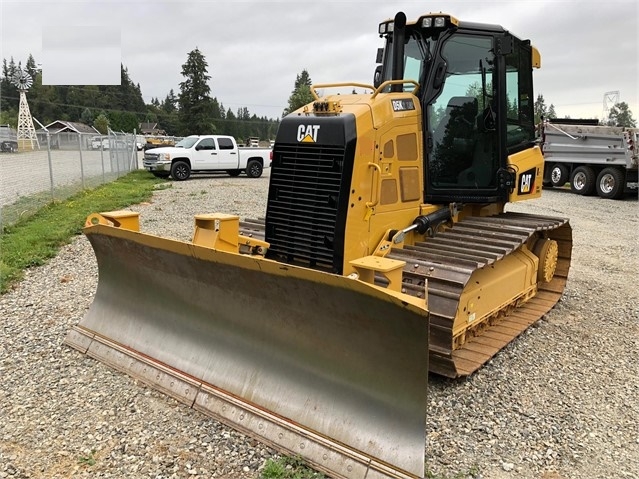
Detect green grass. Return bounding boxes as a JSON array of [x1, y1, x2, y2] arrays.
[[0, 170, 170, 294], [260, 456, 325, 479], [77, 450, 97, 467]]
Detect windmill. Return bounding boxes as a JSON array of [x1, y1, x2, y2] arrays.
[[12, 68, 40, 151], [602, 91, 620, 125]]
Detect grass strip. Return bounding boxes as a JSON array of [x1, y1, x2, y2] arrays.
[[0, 170, 169, 294]]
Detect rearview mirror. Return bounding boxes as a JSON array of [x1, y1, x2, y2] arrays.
[[373, 65, 383, 89]]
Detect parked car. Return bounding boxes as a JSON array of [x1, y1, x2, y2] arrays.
[[0, 125, 19, 153], [91, 136, 109, 150]]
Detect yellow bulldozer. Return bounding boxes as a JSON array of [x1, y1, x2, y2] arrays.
[[66, 12, 572, 479]]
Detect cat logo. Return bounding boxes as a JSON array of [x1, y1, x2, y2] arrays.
[[297, 124, 320, 142], [518, 168, 536, 195]]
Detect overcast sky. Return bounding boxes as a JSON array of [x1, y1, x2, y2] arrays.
[[1, 0, 637, 121]]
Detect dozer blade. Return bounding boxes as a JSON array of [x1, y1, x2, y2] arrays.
[[65, 222, 429, 479]]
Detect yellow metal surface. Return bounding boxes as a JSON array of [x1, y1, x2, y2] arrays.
[[85, 211, 140, 231], [532, 46, 541, 68], [533, 238, 559, 283], [507, 146, 544, 202], [350, 255, 407, 293], [452, 248, 537, 338]]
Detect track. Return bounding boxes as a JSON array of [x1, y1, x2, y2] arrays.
[[240, 212, 572, 379]]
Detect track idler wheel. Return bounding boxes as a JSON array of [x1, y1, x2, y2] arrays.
[[533, 238, 559, 283]]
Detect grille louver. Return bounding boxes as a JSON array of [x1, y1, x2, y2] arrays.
[[266, 143, 347, 272]]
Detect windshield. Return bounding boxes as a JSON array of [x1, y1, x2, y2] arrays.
[[175, 137, 198, 148]]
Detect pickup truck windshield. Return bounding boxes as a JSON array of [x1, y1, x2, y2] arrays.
[[175, 137, 199, 148]]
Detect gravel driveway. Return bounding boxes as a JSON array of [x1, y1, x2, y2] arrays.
[[1, 172, 637, 479]]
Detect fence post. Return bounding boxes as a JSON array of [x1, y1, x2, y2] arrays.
[[100, 136, 106, 184], [46, 131, 54, 200], [77, 133, 85, 189], [130, 128, 138, 171]]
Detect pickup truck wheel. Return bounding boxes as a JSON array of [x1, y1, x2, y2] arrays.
[[570, 166, 596, 196], [596, 167, 625, 199], [246, 160, 263, 178], [550, 163, 569, 187], [171, 161, 191, 181], [227, 169, 241, 177]]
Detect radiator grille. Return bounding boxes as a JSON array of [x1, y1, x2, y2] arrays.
[[265, 143, 348, 272]]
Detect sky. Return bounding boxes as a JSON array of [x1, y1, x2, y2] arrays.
[[1, 0, 637, 122]]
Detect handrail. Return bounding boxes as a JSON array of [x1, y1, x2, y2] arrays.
[[310, 83, 375, 100], [371, 80, 420, 99], [310, 80, 420, 101], [366, 162, 383, 208], [545, 121, 581, 140]]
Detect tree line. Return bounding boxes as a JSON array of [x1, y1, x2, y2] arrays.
[[0, 50, 283, 139], [3, 51, 633, 139]]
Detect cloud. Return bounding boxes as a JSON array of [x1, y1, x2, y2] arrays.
[[1, 0, 637, 120]]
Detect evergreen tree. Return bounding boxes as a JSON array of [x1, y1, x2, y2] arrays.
[[80, 107, 94, 125], [607, 102, 636, 127], [162, 89, 177, 113], [1, 57, 19, 110], [93, 113, 109, 134], [178, 47, 213, 135], [25, 54, 38, 79], [533, 94, 556, 124], [283, 69, 314, 117]]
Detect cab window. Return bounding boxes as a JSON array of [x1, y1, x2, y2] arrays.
[[197, 138, 216, 150], [218, 138, 235, 150]]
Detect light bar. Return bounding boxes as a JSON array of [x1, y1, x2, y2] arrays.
[[378, 20, 394, 34], [417, 13, 459, 30]]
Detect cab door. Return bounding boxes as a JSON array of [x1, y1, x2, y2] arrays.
[[216, 137, 239, 169], [193, 137, 218, 168]]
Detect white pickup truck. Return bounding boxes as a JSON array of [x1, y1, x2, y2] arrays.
[[142, 135, 272, 180]]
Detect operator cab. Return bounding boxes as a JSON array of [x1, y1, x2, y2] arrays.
[[375, 13, 537, 203]]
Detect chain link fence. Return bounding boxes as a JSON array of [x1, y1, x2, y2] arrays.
[[0, 129, 140, 229]]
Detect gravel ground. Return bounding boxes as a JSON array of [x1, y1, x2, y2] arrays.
[[1, 170, 637, 479]]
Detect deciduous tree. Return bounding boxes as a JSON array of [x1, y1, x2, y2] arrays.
[[607, 102, 636, 127]]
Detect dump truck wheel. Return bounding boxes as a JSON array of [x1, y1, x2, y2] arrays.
[[533, 238, 558, 283], [596, 167, 625, 199], [227, 169, 241, 177], [550, 163, 569, 187], [570, 166, 596, 195], [246, 160, 263, 178], [171, 161, 191, 181]]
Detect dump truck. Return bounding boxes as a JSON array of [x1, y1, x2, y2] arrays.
[[541, 119, 638, 199], [66, 12, 572, 479]]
